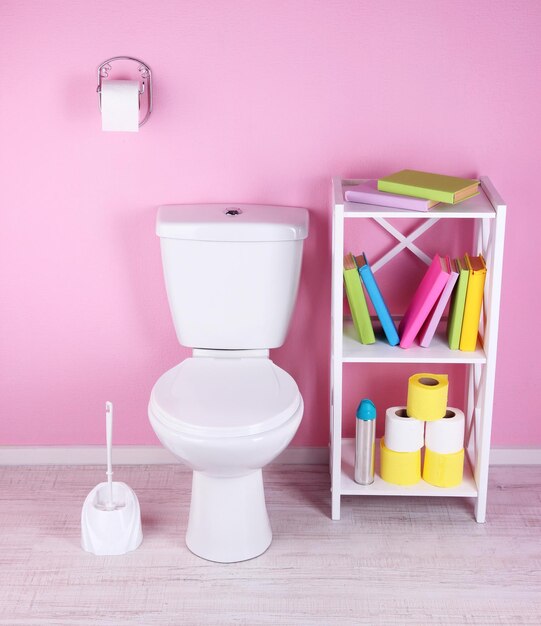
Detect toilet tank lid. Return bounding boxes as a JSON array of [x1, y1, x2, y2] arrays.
[[156, 204, 309, 242]]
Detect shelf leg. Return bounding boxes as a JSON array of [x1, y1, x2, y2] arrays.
[[473, 203, 506, 524], [330, 183, 344, 521], [475, 491, 487, 523], [331, 488, 341, 521]]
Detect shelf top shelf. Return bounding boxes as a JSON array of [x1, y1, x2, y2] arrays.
[[334, 176, 505, 219]]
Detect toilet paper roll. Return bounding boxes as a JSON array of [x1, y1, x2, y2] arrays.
[[101, 80, 140, 132], [384, 406, 424, 452], [423, 447, 464, 488], [379, 439, 421, 486], [425, 407, 465, 454], [406, 373, 448, 421]]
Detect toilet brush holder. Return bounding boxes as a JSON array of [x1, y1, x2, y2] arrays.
[[81, 481, 142, 555], [81, 402, 142, 555]]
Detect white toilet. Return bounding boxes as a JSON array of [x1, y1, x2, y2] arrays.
[[148, 203, 309, 563]]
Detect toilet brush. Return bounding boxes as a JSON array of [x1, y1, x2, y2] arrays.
[[95, 403, 124, 512], [81, 401, 143, 555]]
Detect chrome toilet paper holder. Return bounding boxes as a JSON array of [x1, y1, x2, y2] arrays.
[[97, 56, 153, 127]]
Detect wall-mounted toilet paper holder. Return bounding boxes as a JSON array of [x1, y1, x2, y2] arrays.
[[97, 56, 153, 127]]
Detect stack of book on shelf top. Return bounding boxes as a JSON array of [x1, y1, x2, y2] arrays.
[[343, 252, 487, 351], [345, 169, 480, 212]]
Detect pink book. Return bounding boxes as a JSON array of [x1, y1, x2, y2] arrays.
[[418, 257, 459, 347], [398, 255, 451, 349], [345, 180, 439, 212]]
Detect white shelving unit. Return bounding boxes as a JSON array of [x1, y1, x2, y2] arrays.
[[330, 176, 506, 522]]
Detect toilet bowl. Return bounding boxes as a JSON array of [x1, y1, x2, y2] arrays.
[[149, 203, 308, 562], [149, 350, 303, 562]]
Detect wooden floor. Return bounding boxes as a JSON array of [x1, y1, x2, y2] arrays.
[[0, 464, 540, 625]]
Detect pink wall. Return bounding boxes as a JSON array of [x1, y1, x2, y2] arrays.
[[1, 0, 540, 447]]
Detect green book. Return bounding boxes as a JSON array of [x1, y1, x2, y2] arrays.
[[378, 169, 479, 204], [447, 257, 470, 349], [343, 253, 375, 344]]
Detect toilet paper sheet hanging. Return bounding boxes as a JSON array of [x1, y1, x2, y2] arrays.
[[100, 80, 140, 132], [406, 373, 448, 421]]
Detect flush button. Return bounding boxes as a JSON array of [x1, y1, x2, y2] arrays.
[[224, 207, 242, 216]]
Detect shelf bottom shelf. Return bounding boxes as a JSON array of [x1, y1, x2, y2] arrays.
[[340, 438, 478, 497]]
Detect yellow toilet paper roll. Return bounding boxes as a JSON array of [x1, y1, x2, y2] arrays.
[[423, 447, 464, 487], [406, 373, 448, 421], [380, 439, 421, 486]]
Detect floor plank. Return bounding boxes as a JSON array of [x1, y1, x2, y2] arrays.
[[0, 464, 540, 625]]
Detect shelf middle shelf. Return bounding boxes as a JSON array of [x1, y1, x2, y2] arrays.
[[341, 319, 486, 364]]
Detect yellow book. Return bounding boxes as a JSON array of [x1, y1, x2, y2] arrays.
[[459, 254, 487, 351]]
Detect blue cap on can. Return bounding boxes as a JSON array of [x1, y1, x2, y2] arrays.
[[356, 398, 376, 421]]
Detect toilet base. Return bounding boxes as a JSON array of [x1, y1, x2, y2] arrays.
[[186, 469, 272, 563]]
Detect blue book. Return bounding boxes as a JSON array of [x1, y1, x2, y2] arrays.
[[355, 253, 399, 346]]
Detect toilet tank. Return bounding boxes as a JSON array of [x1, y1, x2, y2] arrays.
[[156, 204, 309, 349]]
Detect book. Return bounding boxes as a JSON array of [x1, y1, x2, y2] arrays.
[[355, 253, 399, 346], [377, 169, 480, 205], [398, 255, 451, 349], [447, 256, 470, 350], [418, 257, 459, 347], [343, 253, 375, 345], [345, 180, 439, 212], [459, 254, 487, 351]]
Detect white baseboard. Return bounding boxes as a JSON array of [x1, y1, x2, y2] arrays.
[[488, 448, 541, 465], [0, 446, 540, 466], [0, 446, 329, 466]]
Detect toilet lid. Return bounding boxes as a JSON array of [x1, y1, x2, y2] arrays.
[[150, 357, 302, 437]]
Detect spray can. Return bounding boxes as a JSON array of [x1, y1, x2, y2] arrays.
[[354, 398, 376, 485]]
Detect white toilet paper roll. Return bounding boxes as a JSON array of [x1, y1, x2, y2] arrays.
[[384, 406, 425, 453], [425, 407, 465, 454], [101, 80, 140, 132]]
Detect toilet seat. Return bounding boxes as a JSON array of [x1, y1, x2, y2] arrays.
[[149, 357, 301, 438]]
